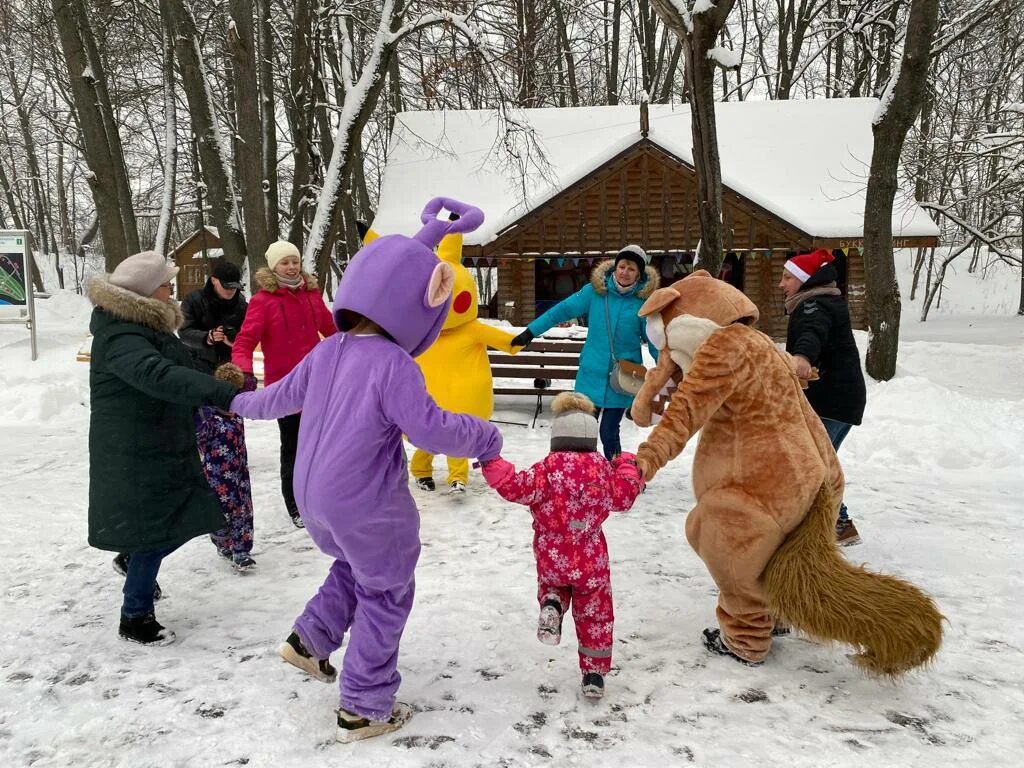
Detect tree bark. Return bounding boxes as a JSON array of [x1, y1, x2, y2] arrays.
[[651, 0, 737, 276], [284, 0, 316, 250], [228, 0, 270, 264], [162, 0, 247, 266], [52, 0, 138, 270], [862, 0, 939, 380], [256, 0, 279, 241], [154, 22, 177, 257]]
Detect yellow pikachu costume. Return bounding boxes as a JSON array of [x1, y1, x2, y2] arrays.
[[410, 233, 520, 488]]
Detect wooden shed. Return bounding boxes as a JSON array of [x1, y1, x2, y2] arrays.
[[168, 225, 221, 297], [371, 99, 939, 338]]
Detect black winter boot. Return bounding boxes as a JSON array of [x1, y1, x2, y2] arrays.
[[701, 628, 763, 667], [278, 631, 337, 682], [119, 613, 176, 645]]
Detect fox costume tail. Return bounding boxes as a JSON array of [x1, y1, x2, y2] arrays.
[[763, 485, 943, 676]]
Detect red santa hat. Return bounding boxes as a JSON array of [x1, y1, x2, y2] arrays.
[[784, 248, 835, 283]]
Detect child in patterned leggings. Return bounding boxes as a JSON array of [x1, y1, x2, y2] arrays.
[[194, 406, 255, 570]]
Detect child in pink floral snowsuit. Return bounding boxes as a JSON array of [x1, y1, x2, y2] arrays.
[[481, 392, 643, 698]]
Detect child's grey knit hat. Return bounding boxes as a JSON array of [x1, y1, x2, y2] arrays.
[[550, 392, 598, 452]]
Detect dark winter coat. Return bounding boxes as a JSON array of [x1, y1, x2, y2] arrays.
[[231, 268, 337, 385], [784, 264, 867, 425], [179, 280, 248, 374], [87, 277, 238, 553]]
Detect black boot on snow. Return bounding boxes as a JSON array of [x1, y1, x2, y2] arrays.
[[279, 631, 337, 683], [702, 628, 763, 667], [119, 613, 176, 646], [415, 477, 436, 491], [581, 672, 605, 699]]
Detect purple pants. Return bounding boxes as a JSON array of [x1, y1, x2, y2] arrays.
[[293, 505, 419, 721]]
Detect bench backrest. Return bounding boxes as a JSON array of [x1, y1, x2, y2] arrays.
[[489, 337, 584, 390]]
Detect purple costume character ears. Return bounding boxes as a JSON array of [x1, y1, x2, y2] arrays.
[[333, 197, 485, 357]]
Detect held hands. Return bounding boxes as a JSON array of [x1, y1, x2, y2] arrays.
[[791, 354, 820, 389], [479, 457, 515, 488], [208, 326, 227, 345], [510, 329, 534, 350], [214, 362, 246, 390]]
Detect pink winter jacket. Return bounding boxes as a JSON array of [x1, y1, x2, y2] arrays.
[[232, 268, 337, 386], [483, 452, 643, 582]]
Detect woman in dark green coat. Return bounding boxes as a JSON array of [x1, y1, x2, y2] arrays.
[[88, 251, 239, 645]]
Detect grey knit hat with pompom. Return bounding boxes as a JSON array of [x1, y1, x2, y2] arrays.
[[550, 392, 599, 452]]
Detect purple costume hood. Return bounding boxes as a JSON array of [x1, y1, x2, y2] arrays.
[[334, 197, 485, 357]]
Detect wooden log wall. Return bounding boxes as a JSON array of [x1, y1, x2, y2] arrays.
[[483, 141, 869, 334]]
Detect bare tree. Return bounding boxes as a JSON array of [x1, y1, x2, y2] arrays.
[[52, 0, 140, 269], [652, 0, 738, 276], [862, 0, 939, 380], [161, 0, 247, 266]]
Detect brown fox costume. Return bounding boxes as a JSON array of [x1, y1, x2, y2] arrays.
[[633, 270, 941, 675]]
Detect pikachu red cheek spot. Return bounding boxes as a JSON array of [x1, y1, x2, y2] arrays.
[[453, 290, 473, 314]]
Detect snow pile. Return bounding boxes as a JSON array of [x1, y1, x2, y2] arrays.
[[898, 248, 1022, 316], [708, 46, 741, 68]]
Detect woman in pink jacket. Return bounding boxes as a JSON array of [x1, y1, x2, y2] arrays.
[[481, 392, 643, 699], [232, 240, 336, 527]]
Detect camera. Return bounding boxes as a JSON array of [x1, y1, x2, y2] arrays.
[[222, 325, 238, 341]]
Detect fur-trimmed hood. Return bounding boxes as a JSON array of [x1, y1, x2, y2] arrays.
[[590, 259, 659, 299], [254, 267, 319, 292], [87, 275, 183, 334]]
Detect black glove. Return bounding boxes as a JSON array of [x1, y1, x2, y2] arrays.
[[511, 329, 534, 348]]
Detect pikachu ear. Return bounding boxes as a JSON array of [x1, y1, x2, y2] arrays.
[[638, 287, 681, 317], [436, 233, 463, 265]]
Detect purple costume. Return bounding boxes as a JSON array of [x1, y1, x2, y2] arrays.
[[230, 198, 501, 720]]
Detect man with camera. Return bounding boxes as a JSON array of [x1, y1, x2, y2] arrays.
[[180, 258, 257, 571], [180, 258, 248, 374]]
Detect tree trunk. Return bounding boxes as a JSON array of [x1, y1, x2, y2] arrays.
[[228, 0, 270, 263], [607, 0, 622, 105], [257, 0, 279, 241], [552, 1, 579, 106], [52, 0, 138, 270], [162, 0, 247, 266], [862, 0, 939, 380], [284, 0, 316, 250], [154, 22, 177, 256], [1019, 198, 1024, 315], [651, 0, 737, 277]]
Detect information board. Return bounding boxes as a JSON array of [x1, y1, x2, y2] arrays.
[[0, 230, 37, 359]]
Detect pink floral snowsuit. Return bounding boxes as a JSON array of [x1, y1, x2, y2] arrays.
[[484, 452, 643, 674]]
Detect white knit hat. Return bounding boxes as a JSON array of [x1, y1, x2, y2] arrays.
[[109, 251, 178, 296], [550, 392, 599, 452], [265, 240, 301, 272]]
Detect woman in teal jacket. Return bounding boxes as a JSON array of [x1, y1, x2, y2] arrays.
[[511, 245, 660, 458]]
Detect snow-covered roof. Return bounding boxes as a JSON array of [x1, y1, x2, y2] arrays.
[[372, 98, 939, 245]]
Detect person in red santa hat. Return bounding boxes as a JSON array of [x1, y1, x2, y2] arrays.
[[778, 248, 866, 545]]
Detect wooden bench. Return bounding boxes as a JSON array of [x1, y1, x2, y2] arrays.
[[489, 337, 585, 427]]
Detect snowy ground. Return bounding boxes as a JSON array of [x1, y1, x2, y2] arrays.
[[1, 281, 1023, 767]]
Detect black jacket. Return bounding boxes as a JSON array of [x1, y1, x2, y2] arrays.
[[179, 280, 248, 374], [784, 264, 866, 426], [87, 278, 238, 553]]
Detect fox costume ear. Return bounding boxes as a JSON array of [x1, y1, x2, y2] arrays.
[[638, 287, 681, 318]]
